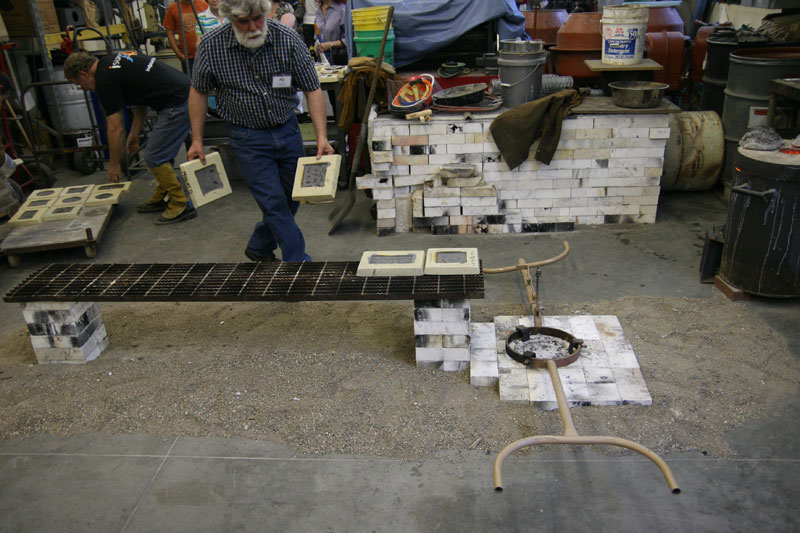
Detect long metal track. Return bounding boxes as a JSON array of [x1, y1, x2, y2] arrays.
[[3, 262, 485, 303]]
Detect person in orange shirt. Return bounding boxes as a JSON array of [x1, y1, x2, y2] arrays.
[[163, 0, 209, 74]]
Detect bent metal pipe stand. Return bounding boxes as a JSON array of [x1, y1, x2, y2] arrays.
[[483, 241, 680, 494]]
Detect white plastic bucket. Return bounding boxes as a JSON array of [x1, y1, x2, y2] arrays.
[[601, 5, 649, 65]]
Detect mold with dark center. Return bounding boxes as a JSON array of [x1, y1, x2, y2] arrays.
[[436, 251, 467, 264], [368, 254, 415, 265], [194, 166, 223, 194], [300, 162, 330, 188]]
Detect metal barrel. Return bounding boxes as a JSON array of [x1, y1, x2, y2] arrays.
[[719, 147, 800, 298], [700, 38, 739, 117], [719, 47, 800, 192]]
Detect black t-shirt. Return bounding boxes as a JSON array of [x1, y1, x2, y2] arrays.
[[94, 51, 190, 115]]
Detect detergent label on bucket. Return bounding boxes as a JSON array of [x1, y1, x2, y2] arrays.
[[605, 38, 636, 56]]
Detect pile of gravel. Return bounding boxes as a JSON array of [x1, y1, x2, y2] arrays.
[[1, 296, 797, 459]]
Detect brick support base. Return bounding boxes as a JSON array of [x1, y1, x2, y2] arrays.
[[413, 299, 471, 371], [22, 302, 108, 364]]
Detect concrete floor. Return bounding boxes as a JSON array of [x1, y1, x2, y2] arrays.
[[0, 163, 798, 532]]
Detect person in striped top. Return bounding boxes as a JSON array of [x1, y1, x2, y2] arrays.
[[196, 0, 228, 39]]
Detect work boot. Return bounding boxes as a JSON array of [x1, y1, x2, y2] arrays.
[[136, 183, 169, 213], [136, 198, 168, 213], [245, 247, 278, 262], [150, 163, 194, 224], [155, 206, 197, 225]]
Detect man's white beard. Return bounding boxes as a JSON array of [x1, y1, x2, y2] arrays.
[[233, 18, 268, 49]]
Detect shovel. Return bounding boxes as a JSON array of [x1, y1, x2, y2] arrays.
[[328, 6, 394, 235]]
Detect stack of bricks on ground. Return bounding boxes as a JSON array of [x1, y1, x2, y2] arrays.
[[361, 109, 670, 236], [413, 298, 652, 409], [23, 302, 109, 364]]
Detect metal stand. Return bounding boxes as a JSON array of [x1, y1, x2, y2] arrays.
[[484, 242, 681, 494]]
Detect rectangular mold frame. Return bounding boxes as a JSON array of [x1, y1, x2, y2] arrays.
[[28, 187, 63, 200], [424, 247, 481, 275], [60, 185, 94, 196], [8, 206, 48, 226], [292, 154, 342, 202], [20, 197, 57, 209], [92, 182, 132, 194], [356, 250, 426, 277], [85, 188, 124, 206], [42, 204, 82, 222], [53, 195, 88, 208], [180, 151, 232, 208]]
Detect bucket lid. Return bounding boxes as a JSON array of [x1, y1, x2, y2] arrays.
[[500, 38, 544, 53]]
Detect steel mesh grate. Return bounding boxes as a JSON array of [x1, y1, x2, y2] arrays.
[[4, 262, 485, 302]]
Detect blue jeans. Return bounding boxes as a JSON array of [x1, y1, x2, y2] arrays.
[[144, 101, 194, 209], [228, 116, 311, 262]]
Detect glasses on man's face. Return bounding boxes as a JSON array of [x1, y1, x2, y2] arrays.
[[233, 14, 264, 27]]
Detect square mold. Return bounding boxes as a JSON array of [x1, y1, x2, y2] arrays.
[[85, 189, 123, 206], [292, 154, 341, 202], [53, 195, 87, 208], [8, 206, 48, 226], [20, 197, 56, 209], [92, 182, 132, 194], [180, 151, 232, 208], [60, 185, 93, 196], [42, 204, 82, 222], [28, 188, 63, 200], [357, 250, 426, 277], [424, 248, 480, 275]]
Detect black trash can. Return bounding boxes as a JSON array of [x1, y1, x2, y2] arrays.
[[719, 144, 800, 298]]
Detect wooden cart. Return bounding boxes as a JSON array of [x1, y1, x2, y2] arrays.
[[1, 205, 113, 267]]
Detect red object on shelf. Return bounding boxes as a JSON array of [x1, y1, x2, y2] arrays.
[[690, 25, 715, 83], [523, 9, 568, 46], [647, 7, 684, 34], [556, 12, 602, 51], [645, 31, 688, 91], [551, 12, 603, 82]]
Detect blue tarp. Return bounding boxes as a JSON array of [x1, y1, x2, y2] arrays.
[[347, 0, 529, 68]]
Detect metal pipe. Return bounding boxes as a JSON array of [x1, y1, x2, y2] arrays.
[[493, 434, 681, 494], [546, 360, 577, 436], [489, 245, 680, 496], [519, 258, 542, 327], [482, 241, 570, 274]]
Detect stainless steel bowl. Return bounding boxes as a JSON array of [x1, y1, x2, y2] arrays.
[[608, 81, 669, 108]]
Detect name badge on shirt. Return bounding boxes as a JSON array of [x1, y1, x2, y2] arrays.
[[272, 74, 292, 88]]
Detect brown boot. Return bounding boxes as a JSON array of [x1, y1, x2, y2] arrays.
[[136, 184, 168, 213], [150, 163, 196, 225]]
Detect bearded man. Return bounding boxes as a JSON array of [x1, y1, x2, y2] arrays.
[[187, 0, 332, 263]]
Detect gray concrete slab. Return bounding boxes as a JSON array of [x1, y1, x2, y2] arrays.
[[1, 434, 797, 531], [1, 165, 799, 531]]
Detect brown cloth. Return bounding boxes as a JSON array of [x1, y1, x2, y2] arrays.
[[337, 59, 401, 132], [489, 88, 588, 170]]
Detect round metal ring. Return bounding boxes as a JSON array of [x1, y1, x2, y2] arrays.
[[505, 326, 583, 368]]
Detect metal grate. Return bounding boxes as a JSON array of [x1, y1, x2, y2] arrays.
[[3, 262, 485, 302]]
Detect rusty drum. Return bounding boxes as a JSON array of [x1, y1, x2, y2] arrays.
[[661, 111, 723, 191]]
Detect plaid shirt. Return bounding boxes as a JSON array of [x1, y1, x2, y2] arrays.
[[192, 19, 319, 128]]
